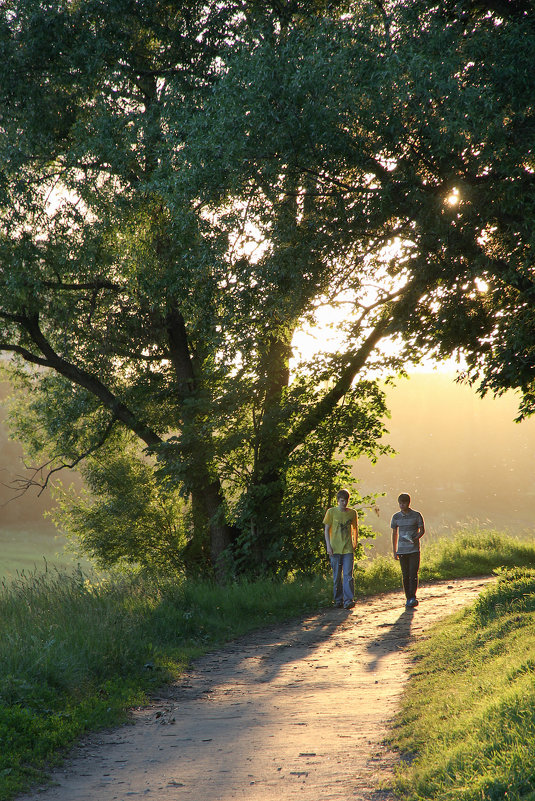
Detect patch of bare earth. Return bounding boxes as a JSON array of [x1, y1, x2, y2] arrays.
[[19, 577, 493, 801]]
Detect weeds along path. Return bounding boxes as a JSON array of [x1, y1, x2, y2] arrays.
[[18, 576, 493, 801]]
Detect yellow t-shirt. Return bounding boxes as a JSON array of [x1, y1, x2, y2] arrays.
[[323, 507, 358, 554]]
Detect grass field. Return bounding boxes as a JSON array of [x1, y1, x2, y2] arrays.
[[390, 567, 535, 801], [0, 527, 86, 580], [1, 529, 535, 799]]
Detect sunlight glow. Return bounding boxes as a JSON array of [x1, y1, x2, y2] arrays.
[[446, 188, 460, 206]]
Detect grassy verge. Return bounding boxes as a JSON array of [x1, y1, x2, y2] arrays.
[[389, 566, 535, 801], [1, 529, 535, 799]]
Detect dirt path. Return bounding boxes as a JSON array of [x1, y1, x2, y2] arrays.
[[19, 577, 493, 801]]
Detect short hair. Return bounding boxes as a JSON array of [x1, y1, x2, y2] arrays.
[[398, 493, 411, 503], [337, 489, 350, 502]]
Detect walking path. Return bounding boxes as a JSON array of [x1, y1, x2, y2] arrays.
[[19, 577, 493, 801]]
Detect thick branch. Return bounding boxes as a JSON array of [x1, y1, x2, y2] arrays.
[[0, 342, 51, 368], [280, 320, 391, 459], [41, 279, 120, 292], [280, 278, 423, 458], [165, 304, 197, 398], [14, 314, 163, 450]]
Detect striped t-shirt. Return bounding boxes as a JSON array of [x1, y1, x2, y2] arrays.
[[390, 509, 424, 554]]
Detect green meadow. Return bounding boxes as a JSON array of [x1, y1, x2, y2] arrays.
[[0, 527, 86, 580], [0, 530, 535, 800]]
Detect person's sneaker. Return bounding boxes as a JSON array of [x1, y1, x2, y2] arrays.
[[407, 597, 419, 608], [344, 601, 355, 609], [334, 602, 343, 608]]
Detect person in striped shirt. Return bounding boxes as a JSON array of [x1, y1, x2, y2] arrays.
[[391, 493, 425, 609]]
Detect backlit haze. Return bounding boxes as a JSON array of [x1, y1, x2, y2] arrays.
[[357, 372, 535, 555], [1, 366, 534, 566], [289, 273, 535, 555]]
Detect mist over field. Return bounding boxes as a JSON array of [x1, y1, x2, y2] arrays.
[[0, 383, 80, 575], [357, 373, 535, 555], [1, 373, 534, 569]]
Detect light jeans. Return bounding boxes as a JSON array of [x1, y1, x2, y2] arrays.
[[330, 552, 354, 606]]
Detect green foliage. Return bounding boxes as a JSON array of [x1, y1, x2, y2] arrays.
[[51, 435, 189, 571], [387, 1, 535, 414], [390, 567, 535, 801], [228, 378, 391, 575], [0, 0, 402, 574]]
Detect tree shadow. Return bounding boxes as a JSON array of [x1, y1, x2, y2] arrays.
[[173, 609, 352, 694]]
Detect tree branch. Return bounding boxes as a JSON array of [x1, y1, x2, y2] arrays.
[[41, 279, 120, 292], [9, 314, 163, 450], [3, 417, 117, 498], [280, 277, 424, 458], [165, 305, 197, 399]]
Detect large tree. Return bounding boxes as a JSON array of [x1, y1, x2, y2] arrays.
[[0, 0, 533, 575], [0, 0, 249, 572]]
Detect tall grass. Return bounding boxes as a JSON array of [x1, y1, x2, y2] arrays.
[[355, 528, 535, 595], [390, 567, 535, 800]]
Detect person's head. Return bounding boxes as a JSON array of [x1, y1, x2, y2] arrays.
[[337, 489, 350, 510], [398, 493, 411, 512]]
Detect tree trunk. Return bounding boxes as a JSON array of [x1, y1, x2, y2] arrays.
[[200, 477, 237, 580], [246, 332, 292, 571]]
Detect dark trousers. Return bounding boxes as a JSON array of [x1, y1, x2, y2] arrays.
[[399, 551, 420, 600]]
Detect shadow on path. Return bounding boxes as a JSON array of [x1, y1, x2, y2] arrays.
[[365, 607, 416, 672], [171, 608, 353, 700], [17, 581, 495, 801]]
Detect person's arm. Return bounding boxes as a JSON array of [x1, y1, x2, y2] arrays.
[[413, 515, 425, 542], [392, 526, 399, 560], [324, 523, 333, 556], [352, 514, 359, 550]]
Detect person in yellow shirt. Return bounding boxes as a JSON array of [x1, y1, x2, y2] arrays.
[[323, 489, 359, 609]]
